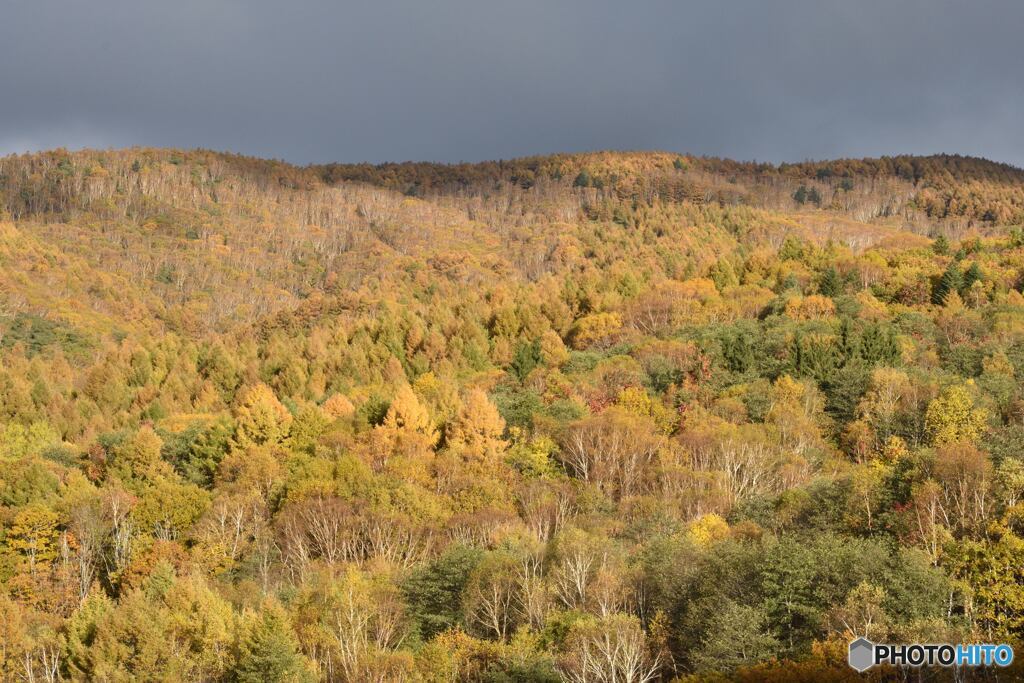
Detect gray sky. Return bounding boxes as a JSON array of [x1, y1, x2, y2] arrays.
[[1, 0, 1022, 166]]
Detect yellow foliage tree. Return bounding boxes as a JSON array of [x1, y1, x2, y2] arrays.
[[616, 386, 676, 434], [321, 393, 355, 420], [7, 503, 59, 577], [372, 385, 440, 471], [446, 389, 507, 461], [233, 384, 293, 449], [539, 330, 570, 366], [925, 385, 988, 445], [785, 295, 836, 320], [111, 426, 171, 483], [382, 385, 438, 444], [686, 513, 730, 547], [570, 312, 622, 350]]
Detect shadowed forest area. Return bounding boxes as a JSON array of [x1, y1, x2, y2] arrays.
[[2, 147, 1024, 681]]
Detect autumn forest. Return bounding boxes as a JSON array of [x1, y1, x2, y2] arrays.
[[3, 147, 1024, 681]]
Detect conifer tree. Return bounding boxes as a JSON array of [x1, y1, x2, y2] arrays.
[[932, 262, 963, 304], [446, 389, 506, 458], [233, 605, 309, 683], [819, 266, 842, 297], [961, 262, 982, 295], [233, 384, 293, 449]]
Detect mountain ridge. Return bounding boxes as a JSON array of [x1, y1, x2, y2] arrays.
[[6, 146, 1022, 231]]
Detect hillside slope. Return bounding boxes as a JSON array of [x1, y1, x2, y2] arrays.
[[1, 147, 1024, 680], [4, 147, 1020, 344]]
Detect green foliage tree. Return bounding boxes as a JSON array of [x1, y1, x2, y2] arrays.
[[818, 266, 842, 297], [961, 261, 982, 294], [932, 262, 963, 304], [233, 604, 310, 683], [403, 546, 482, 642], [691, 600, 781, 673]]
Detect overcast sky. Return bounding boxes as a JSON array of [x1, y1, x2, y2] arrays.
[[1, 0, 1022, 166]]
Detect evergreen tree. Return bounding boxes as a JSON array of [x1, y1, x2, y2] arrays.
[[691, 601, 781, 672], [573, 170, 592, 188], [709, 259, 739, 291], [961, 262, 982, 294], [932, 263, 963, 304], [233, 606, 309, 683], [778, 236, 807, 262], [858, 323, 900, 366], [838, 317, 859, 364], [819, 266, 842, 297], [510, 339, 542, 382], [722, 330, 756, 374], [792, 333, 841, 381]]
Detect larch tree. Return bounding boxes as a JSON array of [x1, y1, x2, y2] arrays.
[[233, 383, 293, 450]]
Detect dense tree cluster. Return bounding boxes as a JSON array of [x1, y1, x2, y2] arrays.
[[319, 151, 1024, 229], [1, 148, 1024, 680]]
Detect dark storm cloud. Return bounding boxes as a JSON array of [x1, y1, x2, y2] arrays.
[[1, 0, 1022, 165]]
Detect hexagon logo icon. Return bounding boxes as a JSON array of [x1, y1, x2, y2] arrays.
[[848, 637, 875, 672]]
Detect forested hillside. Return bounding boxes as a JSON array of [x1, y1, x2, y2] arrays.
[[2, 147, 1024, 681]]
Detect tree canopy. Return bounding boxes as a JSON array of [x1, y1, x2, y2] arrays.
[[1, 147, 1024, 680]]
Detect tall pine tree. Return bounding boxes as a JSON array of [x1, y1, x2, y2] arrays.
[[932, 263, 963, 305], [961, 262, 982, 295]]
